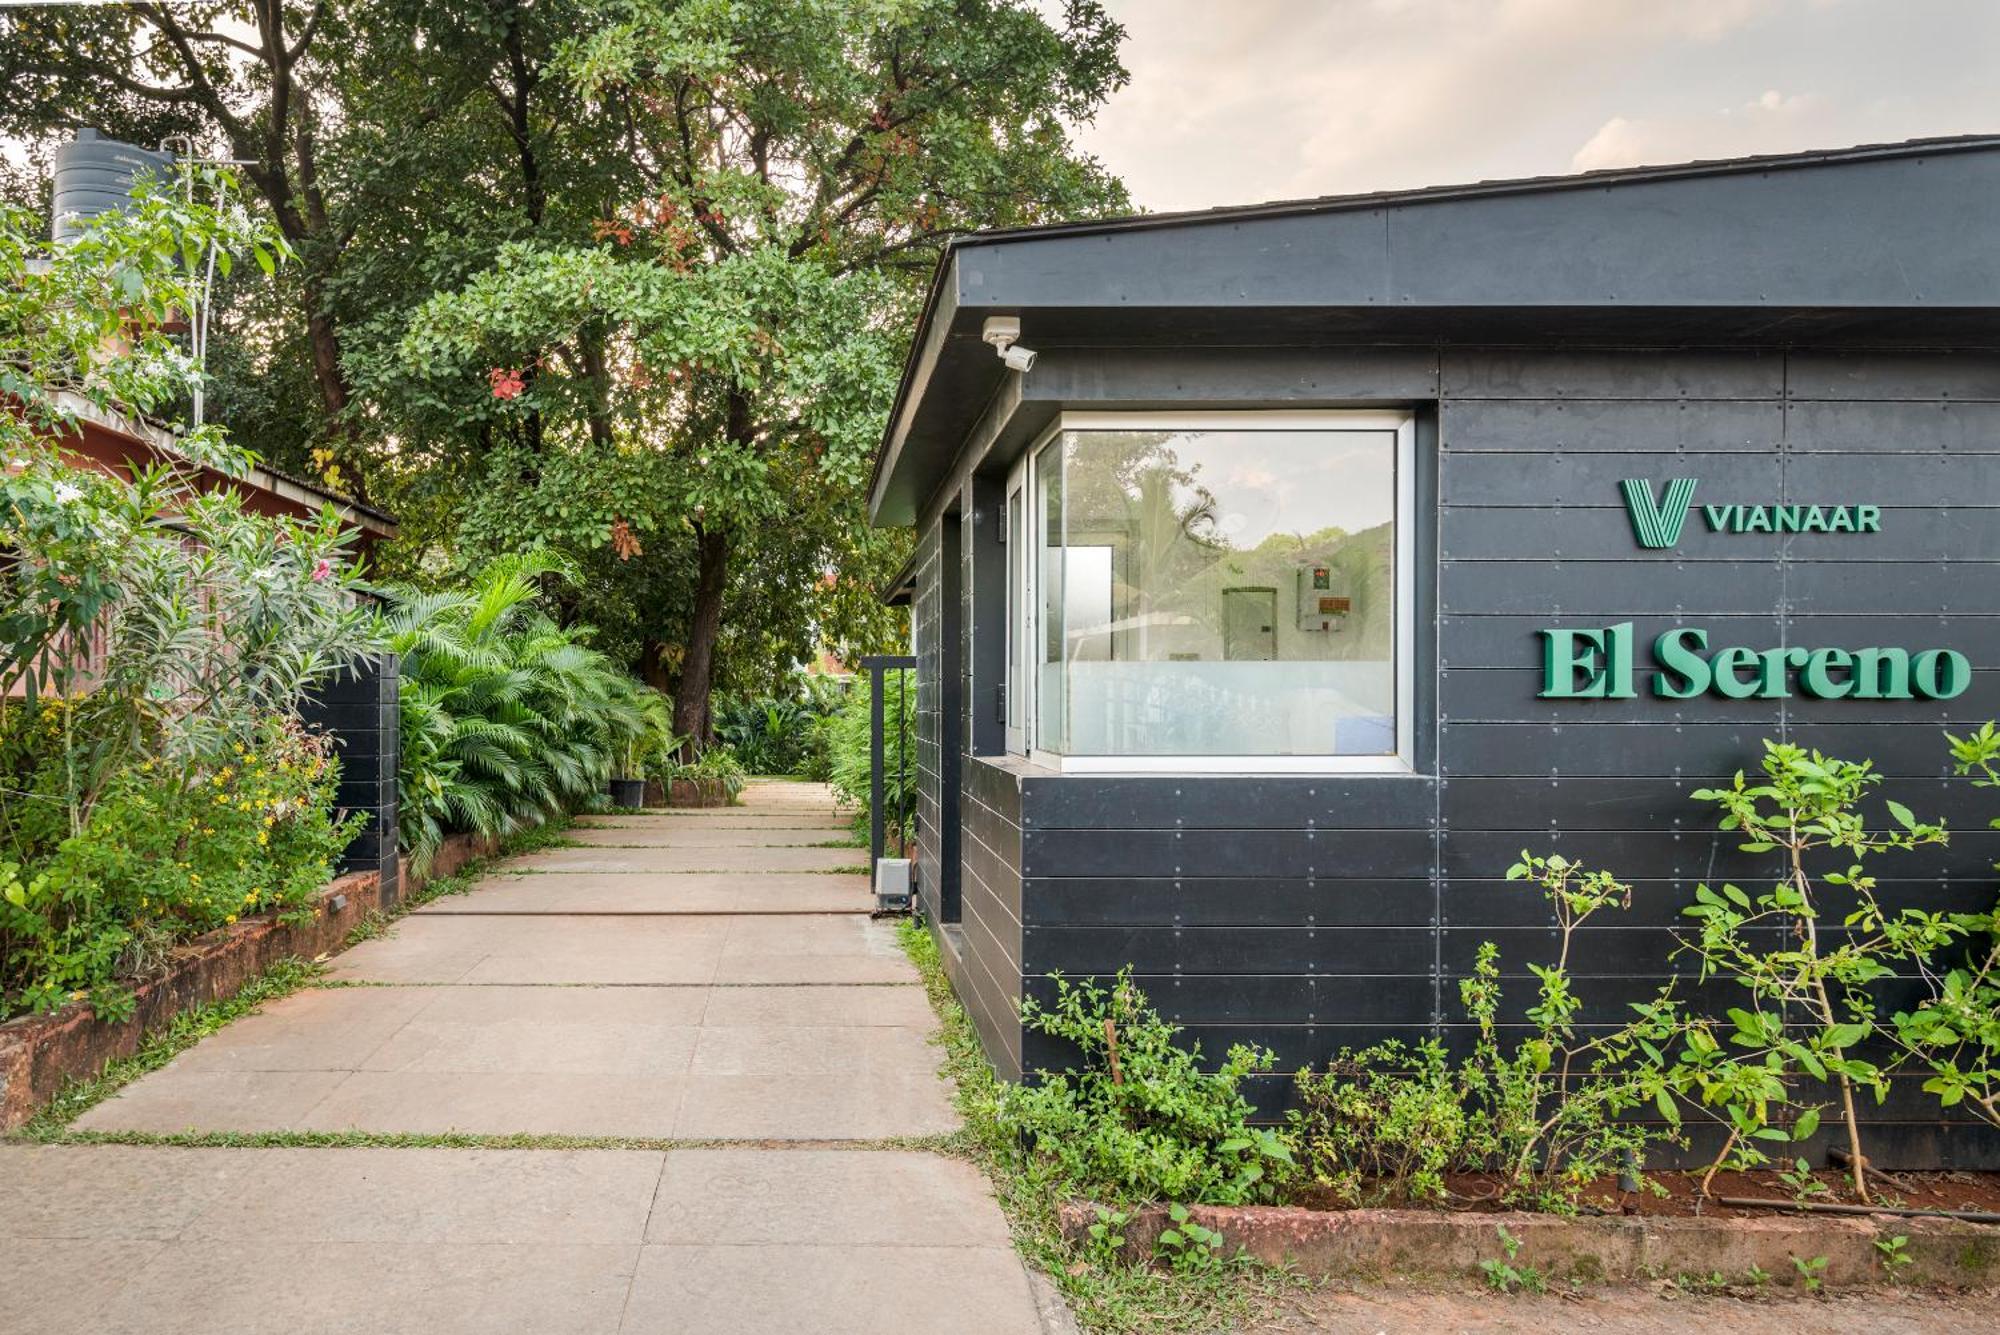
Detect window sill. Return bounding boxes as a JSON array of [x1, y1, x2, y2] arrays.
[[1027, 749, 1416, 776]]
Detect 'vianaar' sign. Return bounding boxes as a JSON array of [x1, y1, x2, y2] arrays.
[[1619, 477, 1881, 549], [1536, 479, 1970, 703]]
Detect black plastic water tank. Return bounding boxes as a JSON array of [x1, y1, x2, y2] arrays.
[[51, 129, 177, 243]]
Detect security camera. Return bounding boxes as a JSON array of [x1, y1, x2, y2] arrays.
[[982, 316, 1036, 374]]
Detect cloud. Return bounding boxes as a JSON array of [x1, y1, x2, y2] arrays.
[[1570, 89, 1825, 171], [1076, 0, 2000, 210]]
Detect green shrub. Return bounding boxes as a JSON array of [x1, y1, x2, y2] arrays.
[[713, 674, 846, 777], [654, 744, 747, 801], [825, 670, 914, 846], [388, 553, 666, 870], [0, 717, 357, 1020], [1670, 742, 1956, 1203], [1004, 969, 1294, 1206], [1288, 853, 1682, 1214], [1289, 1038, 1465, 1206], [1890, 723, 2000, 1135]]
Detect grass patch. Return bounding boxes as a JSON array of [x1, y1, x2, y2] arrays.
[[895, 918, 1295, 1335], [13, 956, 324, 1139]]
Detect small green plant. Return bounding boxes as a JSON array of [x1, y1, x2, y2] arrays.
[[1004, 968, 1294, 1205], [1792, 1253, 1829, 1294], [1154, 1202, 1227, 1276], [1083, 1204, 1130, 1266], [1289, 852, 1683, 1215], [1777, 1156, 1830, 1202], [1875, 1234, 1913, 1279], [1890, 723, 2000, 1134], [1671, 742, 1954, 1203], [1744, 1263, 1771, 1287], [1673, 1270, 1728, 1295], [1461, 853, 1684, 1212], [1479, 1225, 1546, 1295], [1288, 1037, 1464, 1205]]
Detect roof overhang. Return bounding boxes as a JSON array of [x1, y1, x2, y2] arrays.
[[868, 135, 2000, 529], [48, 392, 400, 540]]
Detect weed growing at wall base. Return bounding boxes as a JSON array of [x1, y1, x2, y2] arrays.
[[894, 920, 1295, 1335]]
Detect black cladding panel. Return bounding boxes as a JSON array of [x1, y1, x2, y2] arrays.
[[918, 343, 2000, 1160]]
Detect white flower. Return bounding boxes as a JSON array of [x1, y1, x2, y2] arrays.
[[52, 482, 82, 504]]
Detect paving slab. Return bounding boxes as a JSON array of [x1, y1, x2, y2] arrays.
[[564, 824, 855, 847], [328, 915, 728, 985], [508, 844, 864, 873], [623, 1244, 1040, 1335], [572, 814, 851, 831], [72, 1068, 348, 1133], [354, 988, 706, 1078], [328, 913, 912, 986], [420, 871, 869, 915], [0, 1238, 167, 1334], [169, 985, 436, 1073], [76, 983, 949, 1137], [175, 1148, 665, 1243], [297, 1071, 688, 1137], [18, 781, 1060, 1331], [90, 1240, 640, 1335], [0, 1145, 258, 1240], [674, 1070, 959, 1139], [644, 1148, 1009, 1247], [696, 983, 933, 1028]]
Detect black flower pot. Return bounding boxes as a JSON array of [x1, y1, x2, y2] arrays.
[[608, 778, 647, 808]]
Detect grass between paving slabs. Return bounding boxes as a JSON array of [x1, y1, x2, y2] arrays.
[[895, 919, 1295, 1335]]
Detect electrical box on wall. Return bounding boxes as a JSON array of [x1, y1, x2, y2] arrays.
[[1296, 564, 1351, 632]]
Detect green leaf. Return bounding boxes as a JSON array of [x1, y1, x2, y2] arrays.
[[1792, 1108, 1821, 1141]]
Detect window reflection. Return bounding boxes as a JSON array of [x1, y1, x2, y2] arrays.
[[1032, 427, 1398, 757]]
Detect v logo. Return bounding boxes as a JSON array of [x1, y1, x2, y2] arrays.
[[1619, 478, 1698, 550]]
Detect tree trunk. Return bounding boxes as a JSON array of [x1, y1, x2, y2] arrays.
[[639, 636, 672, 693], [673, 527, 729, 746], [304, 293, 351, 423]]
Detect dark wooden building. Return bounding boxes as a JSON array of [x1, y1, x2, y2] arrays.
[[870, 137, 2000, 1165]]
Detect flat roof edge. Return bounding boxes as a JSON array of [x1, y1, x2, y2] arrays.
[[947, 134, 2000, 248]]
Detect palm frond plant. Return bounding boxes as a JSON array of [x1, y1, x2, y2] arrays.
[[383, 555, 669, 871]]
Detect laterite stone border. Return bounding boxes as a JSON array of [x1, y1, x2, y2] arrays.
[[1058, 1200, 2000, 1290]]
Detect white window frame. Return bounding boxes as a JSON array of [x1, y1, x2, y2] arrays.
[[1003, 408, 1418, 776], [1002, 463, 1031, 754]]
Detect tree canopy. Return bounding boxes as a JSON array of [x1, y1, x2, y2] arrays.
[[0, 0, 1131, 731]]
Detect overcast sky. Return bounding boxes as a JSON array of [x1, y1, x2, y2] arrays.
[[1071, 0, 2000, 212]]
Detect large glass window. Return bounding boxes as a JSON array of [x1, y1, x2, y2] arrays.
[[1004, 411, 1414, 770]]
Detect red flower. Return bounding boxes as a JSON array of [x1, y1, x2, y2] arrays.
[[489, 367, 525, 400], [311, 558, 332, 583]]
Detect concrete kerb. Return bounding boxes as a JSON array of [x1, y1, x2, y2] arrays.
[[1057, 1200, 2000, 1290]]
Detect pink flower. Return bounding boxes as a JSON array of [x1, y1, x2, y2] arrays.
[[311, 558, 332, 583], [490, 367, 525, 400]]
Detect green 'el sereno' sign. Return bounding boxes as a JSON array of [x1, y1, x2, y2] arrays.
[[1537, 479, 1971, 702]]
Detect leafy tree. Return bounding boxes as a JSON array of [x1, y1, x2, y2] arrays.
[[372, 0, 1128, 739], [5, 0, 1131, 728], [0, 0, 636, 484]]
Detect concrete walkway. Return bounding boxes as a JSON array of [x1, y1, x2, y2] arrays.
[[0, 781, 1055, 1334]]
